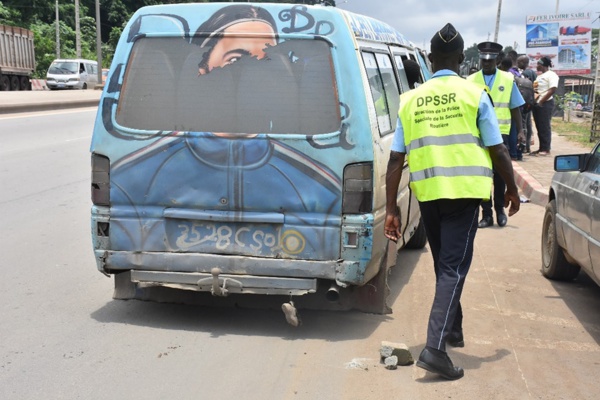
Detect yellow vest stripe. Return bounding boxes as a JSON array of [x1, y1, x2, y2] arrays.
[[407, 133, 484, 152], [411, 166, 493, 182]]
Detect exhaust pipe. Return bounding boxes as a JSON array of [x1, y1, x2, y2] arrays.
[[326, 283, 341, 302]]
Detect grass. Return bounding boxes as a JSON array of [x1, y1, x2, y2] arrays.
[[551, 115, 598, 149]]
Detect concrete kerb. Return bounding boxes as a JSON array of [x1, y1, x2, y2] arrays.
[[512, 161, 548, 207], [0, 98, 100, 114]]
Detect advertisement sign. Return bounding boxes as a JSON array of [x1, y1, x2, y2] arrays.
[[526, 12, 591, 76]]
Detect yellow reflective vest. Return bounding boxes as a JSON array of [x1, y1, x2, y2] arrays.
[[467, 70, 513, 135], [398, 75, 493, 202]]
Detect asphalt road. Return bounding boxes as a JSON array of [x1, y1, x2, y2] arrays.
[[1, 107, 599, 399]]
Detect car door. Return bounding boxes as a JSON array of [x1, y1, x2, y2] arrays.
[[564, 145, 599, 274], [587, 144, 600, 281]]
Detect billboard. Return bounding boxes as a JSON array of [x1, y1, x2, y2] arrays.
[[526, 12, 592, 76]]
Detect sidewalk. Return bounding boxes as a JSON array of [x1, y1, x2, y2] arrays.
[[0, 90, 595, 207], [513, 126, 595, 207]]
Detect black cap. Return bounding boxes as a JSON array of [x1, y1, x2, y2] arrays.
[[430, 23, 464, 54], [538, 56, 552, 67], [477, 41, 503, 60]]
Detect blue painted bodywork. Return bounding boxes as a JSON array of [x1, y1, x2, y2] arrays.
[[90, 3, 419, 288]]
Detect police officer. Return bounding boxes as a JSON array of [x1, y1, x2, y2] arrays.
[[385, 23, 520, 380], [468, 42, 524, 228]]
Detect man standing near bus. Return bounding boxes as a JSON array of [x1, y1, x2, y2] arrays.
[[384, 23, 520, 380]]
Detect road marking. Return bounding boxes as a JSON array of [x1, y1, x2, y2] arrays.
[[469, 335, 600, 352], [65, 136, 89, 142], [469, 303, 600, 334], [478, 250, 533, 397]]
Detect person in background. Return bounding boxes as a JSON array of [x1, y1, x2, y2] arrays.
[[500, 57, 527, 160], [507, 50, 519, 75], [530, 56, 559, 156], [517, 55, 537, 153], [402, 58, 422, 89], [385, 23, 520, 380], [468, 42, 524, 228], [499, 57, 513, 73]]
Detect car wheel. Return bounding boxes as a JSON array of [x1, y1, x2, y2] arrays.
[[82, 83, 87, 90], [0, 75, 10, 91], [405, 217, 427, 249], [10, 75, 20, 91], [541, 200, 580, 280], [19, 76, 30, 90]]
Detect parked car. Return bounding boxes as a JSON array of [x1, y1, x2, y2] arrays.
[[541, 140, 600, 285]]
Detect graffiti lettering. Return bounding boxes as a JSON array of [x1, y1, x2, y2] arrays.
[[279, 5, 333, 36], [280, 6, 314, 34], [175, 222, 302, 254]]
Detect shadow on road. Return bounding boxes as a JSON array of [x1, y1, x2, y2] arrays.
[[89, 247, 424, 342], [548, 270, 600, 345]]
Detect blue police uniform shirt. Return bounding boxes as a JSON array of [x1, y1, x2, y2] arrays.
[[392, 70, 503, 153]]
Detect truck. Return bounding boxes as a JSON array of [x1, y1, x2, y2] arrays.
[[0, 24, 35, 91]]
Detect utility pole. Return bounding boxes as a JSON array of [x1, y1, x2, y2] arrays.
[[494, 0, 502, 43], [55, 0, 60, 58], [75, 0, 81, 58], [95, 0, 103, 84], [556, 0, 560, 14]]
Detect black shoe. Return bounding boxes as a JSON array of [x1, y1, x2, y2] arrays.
[[478, 216, 493, 228], [497, 213, 507, 227], [446, 332, 465, 348], [416, 348, 464, 380]]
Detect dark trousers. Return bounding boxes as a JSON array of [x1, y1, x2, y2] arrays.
[[508, 121, 519, 159], [419, 198, 481, 352], [532, 99, 554, 152], [523, 110, 533, 153], [481, 135, 508, 218]]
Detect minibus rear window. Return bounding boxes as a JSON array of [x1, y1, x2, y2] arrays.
[[116, 36, 340, 135]]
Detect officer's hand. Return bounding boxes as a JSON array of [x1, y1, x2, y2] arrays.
[[384, 213, 402, 243], [504, 190, 521, 216]]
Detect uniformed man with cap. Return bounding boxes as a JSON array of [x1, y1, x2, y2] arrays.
[[468, 41, 525, 229], [385, 24, 520, 380]]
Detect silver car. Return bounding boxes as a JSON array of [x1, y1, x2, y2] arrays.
[[542, 141, 600, 284]]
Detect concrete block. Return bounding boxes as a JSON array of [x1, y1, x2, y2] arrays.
[[380, 341, 414, 366], [384, 356, 398, 370]]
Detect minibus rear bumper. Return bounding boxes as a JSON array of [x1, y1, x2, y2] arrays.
[[95, 249, 370, 292]]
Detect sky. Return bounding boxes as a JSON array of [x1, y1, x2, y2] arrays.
[[336, 0, 599, 52]]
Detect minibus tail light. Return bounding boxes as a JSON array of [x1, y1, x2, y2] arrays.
[[342, 163, 373, 214], [91, 153, 110, 206]]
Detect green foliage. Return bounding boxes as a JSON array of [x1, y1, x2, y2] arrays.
[[555, 91, 584, 123], [556, 91, 584, 111]]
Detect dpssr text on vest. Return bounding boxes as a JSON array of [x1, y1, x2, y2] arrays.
[[416, 93, 456, 107]]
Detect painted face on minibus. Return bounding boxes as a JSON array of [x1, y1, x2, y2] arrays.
[[198, 21, 277, 74]]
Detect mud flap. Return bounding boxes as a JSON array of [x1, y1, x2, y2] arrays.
[[113, 271, 137, 299], [348, 243, 392, 314]]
